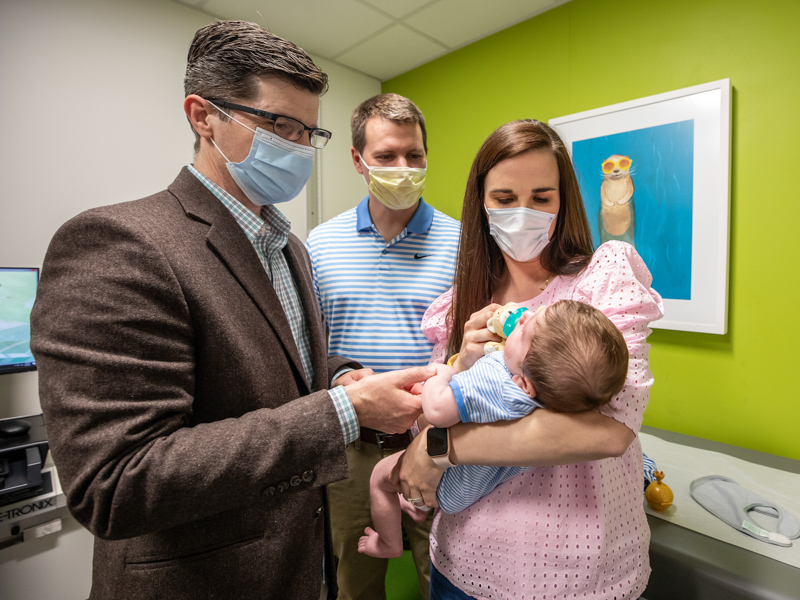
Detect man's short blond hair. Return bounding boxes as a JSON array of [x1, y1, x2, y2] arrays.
[[351, 93, 427, 154]]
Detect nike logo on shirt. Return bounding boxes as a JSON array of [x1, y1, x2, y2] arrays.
[[414, 253, 431, 259]]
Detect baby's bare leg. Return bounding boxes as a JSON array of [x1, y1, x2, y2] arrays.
[[358, 452, 406, 558]]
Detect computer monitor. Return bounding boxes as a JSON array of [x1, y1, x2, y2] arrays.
[[0, 267, 39, 375]]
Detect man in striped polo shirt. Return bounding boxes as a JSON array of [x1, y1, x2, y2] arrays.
[[306, 94, 461, 600]]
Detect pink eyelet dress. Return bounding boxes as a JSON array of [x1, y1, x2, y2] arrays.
[[421, 241, 665, 600]]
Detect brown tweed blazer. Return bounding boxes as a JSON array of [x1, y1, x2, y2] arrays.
[[31, 168, 357, 599]]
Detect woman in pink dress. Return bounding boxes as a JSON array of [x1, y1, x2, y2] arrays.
[[393, 120, 664, 599]]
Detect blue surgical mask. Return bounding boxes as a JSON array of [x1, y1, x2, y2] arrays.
[[209, 102, 315, 206]]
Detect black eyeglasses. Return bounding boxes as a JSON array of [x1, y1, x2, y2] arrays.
[[206, 98, 332, 149]]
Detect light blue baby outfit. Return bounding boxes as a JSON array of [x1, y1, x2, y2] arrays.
[[436, 352, 541, 514]]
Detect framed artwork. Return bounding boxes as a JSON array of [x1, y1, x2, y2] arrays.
[[550, 79, 731, 334]]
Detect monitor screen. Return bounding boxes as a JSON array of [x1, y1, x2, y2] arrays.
[[0, 267, 40, 375]]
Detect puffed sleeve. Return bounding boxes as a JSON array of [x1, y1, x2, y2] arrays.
[[421, 287, 454, 364], [571, 241, 664, 433]]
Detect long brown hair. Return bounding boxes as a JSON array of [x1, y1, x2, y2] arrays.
[[446, 120, 594, 359]]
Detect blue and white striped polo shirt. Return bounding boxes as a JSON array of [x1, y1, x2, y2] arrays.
[[305, 197, 460, 373]]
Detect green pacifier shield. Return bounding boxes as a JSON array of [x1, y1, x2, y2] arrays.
[[502, 307, 529, 337]]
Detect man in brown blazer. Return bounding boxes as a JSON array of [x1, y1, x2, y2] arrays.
[[30, 21, 432, 600]]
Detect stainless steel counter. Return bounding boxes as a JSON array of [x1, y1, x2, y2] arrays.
[[641, 426, 800, 600]]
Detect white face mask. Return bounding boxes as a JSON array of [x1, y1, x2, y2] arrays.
[[486, 206, 555, 262], [359, 155, 426, 210]]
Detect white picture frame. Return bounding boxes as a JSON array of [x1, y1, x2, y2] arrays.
[[550, 79, 732, 334]]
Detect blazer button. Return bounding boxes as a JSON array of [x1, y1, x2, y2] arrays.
[[302, 470, 314, 483], [290, 475, 301, 487], [277, 481, 290, 493], [263, 486, 277, 496], [315, 507, 324, 519]]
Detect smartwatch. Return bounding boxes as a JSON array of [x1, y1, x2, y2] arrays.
[[427, 427, 455, 468]]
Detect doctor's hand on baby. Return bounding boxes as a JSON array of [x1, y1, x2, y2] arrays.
[[343, 365, 436, 434], [332, 368, 375, 387]]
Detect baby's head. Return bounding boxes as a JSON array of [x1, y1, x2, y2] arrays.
[[503, 300, 629, 412]]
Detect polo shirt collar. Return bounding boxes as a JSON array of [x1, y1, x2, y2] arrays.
[[355, 196, 433, 234]]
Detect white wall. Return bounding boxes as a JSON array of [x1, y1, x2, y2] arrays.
[[0, 0, 211, 424], [314, 57, 381, 223], [0, 1, 378, 598], [0, 0, 212, 595]]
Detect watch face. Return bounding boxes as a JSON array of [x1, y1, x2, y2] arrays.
[[427, 427, 448, 456]]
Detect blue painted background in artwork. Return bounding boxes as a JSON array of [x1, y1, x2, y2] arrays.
[[572, 120, 694, 300]]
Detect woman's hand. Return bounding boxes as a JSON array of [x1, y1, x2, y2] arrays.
[[391, 427, 445, 509], [455, 303, 502, 371]]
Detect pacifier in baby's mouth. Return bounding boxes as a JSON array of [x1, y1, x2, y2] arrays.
[[485, 303, 530, 355], [502, 307, 529, 337]]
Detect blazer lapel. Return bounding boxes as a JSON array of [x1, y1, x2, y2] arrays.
[[168, 168, 310, 393], [283, 236, 328, 392]]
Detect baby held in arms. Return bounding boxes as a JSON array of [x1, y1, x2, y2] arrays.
[[358, 299, 630, 558]]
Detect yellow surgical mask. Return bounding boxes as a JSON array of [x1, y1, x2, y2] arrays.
[[360, 155, 426, 210]]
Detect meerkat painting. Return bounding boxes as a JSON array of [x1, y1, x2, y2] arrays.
[[599, 154, 635, 246]]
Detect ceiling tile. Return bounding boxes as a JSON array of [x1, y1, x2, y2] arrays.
[[405, 0, 562, 49], [359, 0, 436, 19], [335, 23, 448, 80], [199, 0, 393, 58]]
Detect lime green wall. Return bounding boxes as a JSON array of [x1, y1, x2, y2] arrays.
[[384, 0, 800, 460]]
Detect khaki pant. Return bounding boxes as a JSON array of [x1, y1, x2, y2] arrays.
[[329, 439, 432, 600]]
